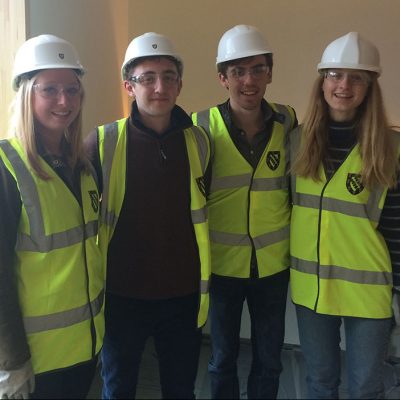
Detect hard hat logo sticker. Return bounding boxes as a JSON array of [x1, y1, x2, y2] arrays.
[[152, 44, 157, 49], [58, 53, 65, 59]]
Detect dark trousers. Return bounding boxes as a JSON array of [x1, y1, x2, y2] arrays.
[[208, 270, 289, 399], [101, 292, 202, 399], [32, 357, 97, 399]]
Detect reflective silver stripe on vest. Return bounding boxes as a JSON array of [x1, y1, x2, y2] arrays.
[[211, 225, 289, 249], [24, 289, 104, 334], [274, 103, 293, 133], [200, 279, 209, 294], [210, 230, 251, 246], [290, 128, 301, 195], [103, 208, 118, 230], [190, 125, 209, 174], [101, 122, 120, 229], [0, 141, 98, 252], [192, 207, 207, 224], [195, 109, 215, 160], [211, 173, 252, 192], [17, 221, 98, 252], [252, 176, 288, 191], [196, 110, 210, 136], [253, 225, 289, 250], [211, 174, 286, 192], [293, 190, 384, 222], [291, 257, 392, 285]]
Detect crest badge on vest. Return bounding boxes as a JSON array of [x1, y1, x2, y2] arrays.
[[196, 176, 206, 197], [266, 151, 280, 171], [88, 190, 99, 212], [346, 173, 364, 195]]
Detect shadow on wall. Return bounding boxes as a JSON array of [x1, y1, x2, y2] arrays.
[[27, 0, 130, 135]]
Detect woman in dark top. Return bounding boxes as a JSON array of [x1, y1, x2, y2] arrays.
[[0, 34, 104, 399], [289, 32, 400, 399]]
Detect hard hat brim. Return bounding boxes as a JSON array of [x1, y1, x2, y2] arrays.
[[317, 62, 381, 76]]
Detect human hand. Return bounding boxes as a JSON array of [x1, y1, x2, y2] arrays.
[[0, 361, 34, 399]]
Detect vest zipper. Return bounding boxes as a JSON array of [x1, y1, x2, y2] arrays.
[[159, 143, 167, 166], [315, 179, 330, 312], [248, 169, 259, 279], [314, 149, 356, 311], [80, 197, 97, 358]]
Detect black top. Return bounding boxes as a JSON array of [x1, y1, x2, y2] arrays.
[[86, 102, 205, 299]]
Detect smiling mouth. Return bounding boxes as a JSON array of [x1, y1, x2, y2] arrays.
[[52, 111, 71, 116], [334, 93, 352, 98], [241, 90, 257, 96]]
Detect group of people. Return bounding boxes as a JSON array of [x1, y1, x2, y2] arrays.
[[0, 23, 398, 400]]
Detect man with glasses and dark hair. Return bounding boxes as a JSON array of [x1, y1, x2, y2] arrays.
[[85, 32, 211, 399], [192, 25, 297, 399]]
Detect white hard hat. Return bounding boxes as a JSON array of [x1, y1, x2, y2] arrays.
[[317, 32, 381, 75], [12, 34, 84, 90], [216, 24, 272, 65], [121, 32, 183, 79]]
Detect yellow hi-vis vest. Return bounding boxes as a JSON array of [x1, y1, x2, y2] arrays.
[[192, 103, 296, 278], [0, 138, 104, 374], [290, 126, 393, 318], [97, 118, 211, 327]]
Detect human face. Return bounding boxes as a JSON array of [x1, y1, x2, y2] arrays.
[[124, 58, 182, 122], [32, 69, 82, 141], [219, 55, 271, 112], [322, 68, 370, 122]]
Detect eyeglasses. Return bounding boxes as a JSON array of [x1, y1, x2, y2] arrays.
[[324, 70, 371, 85], [33, 83, 82, 99], [228, 65, 270, 81], [128, 72, 180, 87]]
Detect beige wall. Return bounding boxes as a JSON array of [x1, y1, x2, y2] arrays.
[[127, 0, 400, 125], [27, 0, 129, 135], [0, 0, 26, 139], [3, 0, 400, 138]]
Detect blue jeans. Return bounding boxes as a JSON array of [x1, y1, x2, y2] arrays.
[[208, 270, 289, 399], [296, 305, 392, 399], [101, 292, 202, 399], [32, 357, 97, 399]]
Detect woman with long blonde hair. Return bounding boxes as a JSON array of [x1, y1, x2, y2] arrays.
[[0, 35, 104, 399], [290, 32, 400, 399]]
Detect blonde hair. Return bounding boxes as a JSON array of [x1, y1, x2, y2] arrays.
[[292, 74, 398, 189], [8, 73, 89, 180]]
